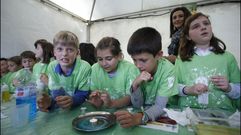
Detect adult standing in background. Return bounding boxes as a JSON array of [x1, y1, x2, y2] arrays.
[[165, 7, 191, 64]]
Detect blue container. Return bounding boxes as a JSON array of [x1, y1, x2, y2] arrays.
[[15, 86, 37, 120], [28, 95, 37, 120]]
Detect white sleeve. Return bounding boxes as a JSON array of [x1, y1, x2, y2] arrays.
[[226, 83, 240, 99], [178, 84, 187, 96]]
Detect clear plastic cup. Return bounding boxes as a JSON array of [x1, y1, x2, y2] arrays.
[[10, 104, 30, 128]]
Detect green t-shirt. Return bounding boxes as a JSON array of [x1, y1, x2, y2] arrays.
[[175, 51, 240, 111], [232, 98, 240, 111], [1, 72, 12, 85], [1, 72, 17, 93], [141, 58, 178, 105], [90, 60, 139, 99], [47, 58, 91, 96], [32, 62, 48, 80]]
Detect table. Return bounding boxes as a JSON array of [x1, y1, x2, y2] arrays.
[[0, 100, 206, 135]]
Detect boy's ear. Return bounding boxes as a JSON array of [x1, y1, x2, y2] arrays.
[[77, 49, 80, 56], [155, 50, 163, 59], [118, 53, 124, 60]]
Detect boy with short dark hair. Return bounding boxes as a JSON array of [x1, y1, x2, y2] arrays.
[[12, 51, 37, 87], [115, 27, 178, 128], [20, 51, 36, 71], [37, 31, 91, 112]]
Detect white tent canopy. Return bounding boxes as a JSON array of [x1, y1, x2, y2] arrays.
[[43, 0, 226, 22], [1, 0, 240, 67]]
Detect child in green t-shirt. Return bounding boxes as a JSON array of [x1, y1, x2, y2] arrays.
[[33, 39, 54, 85], [37, 31, 91, 112], [12, 51, 37, 87], [115, 27, 178, 128], [4, 56, 22, 93], [175, 12, 240, 111], [0, 58, 9, 78], [7, 56, 22, 73], [88, 37, 139, 109]]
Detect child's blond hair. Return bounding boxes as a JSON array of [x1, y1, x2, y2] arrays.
[[53, 31, 79, 49]]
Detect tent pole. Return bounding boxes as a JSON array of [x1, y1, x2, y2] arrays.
[[89, 0, 96, 23], [86, 24, 91, 42], [86, 0, 96, 42]]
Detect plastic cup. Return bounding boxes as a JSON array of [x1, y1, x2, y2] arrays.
[[10, 104, 30, 128], [2, 91, 11, 102]]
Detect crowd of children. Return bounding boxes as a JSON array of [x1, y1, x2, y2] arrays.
[[1, 10, 240, 128]]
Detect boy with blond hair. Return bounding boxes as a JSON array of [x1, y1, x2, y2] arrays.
[[37, 31, 91, 112]]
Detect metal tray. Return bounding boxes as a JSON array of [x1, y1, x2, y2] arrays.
[[72, 111, 116, 132]]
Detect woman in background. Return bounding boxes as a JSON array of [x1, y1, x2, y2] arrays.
[[165, 7, 191, 64]]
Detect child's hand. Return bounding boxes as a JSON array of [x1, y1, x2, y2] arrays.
[[87, 91, 103, 108], [114, 110, 142, 128], [100, 91, 112, 107], [55, 96, 73, 109], [210, 75, 230, 92], [12, 79, 20, 87], [132, 71, 153, 90], [40, 73, 48, 86], [185, 83, 208, 95], [37, 93, 51, 112]]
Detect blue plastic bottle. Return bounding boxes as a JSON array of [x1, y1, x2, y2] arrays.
[[27, 83, 37, 120], [15, 68, 37, 120]]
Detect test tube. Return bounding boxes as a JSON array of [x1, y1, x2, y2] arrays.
[[80, 107, 87, 115]]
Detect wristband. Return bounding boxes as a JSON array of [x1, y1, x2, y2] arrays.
[[141, 112, 149, 125], [182, 86, 188, 95]]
